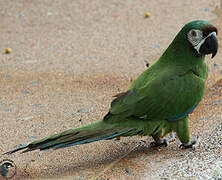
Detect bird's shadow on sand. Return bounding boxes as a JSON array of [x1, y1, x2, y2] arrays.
[[25, 138, 179, 179]]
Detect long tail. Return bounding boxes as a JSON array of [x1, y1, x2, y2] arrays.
[[4, 119, 136, 155]]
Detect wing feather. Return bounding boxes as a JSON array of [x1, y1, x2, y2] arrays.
[[109, 68, 205, 121]]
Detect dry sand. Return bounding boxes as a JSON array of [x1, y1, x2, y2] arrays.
[[0, 0, 222, 179]]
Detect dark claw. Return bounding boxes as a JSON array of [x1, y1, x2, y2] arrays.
[[150, 139, 168, 148], [180, 136, 200, 150], [179, 140, 197, 149]]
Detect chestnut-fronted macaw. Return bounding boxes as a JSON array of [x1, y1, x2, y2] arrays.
[[5, 20, 218, 154]]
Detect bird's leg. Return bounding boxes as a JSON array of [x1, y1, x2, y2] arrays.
[[150, 131, 168, 147], [175, 117, 198, 149], [150, 126, 176, 148]]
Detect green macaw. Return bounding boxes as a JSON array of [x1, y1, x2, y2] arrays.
[[4, 20, 218, 154]]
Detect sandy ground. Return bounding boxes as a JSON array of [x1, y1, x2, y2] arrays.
[[0, 0, 222, 179]]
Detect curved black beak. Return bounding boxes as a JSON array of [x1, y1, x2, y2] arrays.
[[199, 32, 218, 58]]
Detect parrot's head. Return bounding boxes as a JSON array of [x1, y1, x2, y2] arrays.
[[182, 20, 218, 58]]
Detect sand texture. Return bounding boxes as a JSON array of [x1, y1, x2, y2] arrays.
[[0, 0, 222, 179]]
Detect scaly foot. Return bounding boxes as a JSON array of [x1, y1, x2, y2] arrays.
[[150, 139, 168, 147], [150, 132, 176, 148], [179, 136, 200, 150]]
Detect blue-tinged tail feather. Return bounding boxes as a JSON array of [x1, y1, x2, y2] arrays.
[[3, 120, 135, 155]]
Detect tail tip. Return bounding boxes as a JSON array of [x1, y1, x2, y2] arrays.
[[2, 144, 29, 156]]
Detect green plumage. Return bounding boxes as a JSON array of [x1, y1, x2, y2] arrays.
[[5, 20, 218, 154]]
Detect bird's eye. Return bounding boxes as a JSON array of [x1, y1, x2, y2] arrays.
[[191, 30, 197, 37], [187, 29, 203, 46]]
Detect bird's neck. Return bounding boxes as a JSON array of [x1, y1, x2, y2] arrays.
[[155, 38, 208, 81], [158, 38, 206, 68]]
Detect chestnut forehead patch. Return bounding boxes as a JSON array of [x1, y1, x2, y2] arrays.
[[202, 25, 218, 37]]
